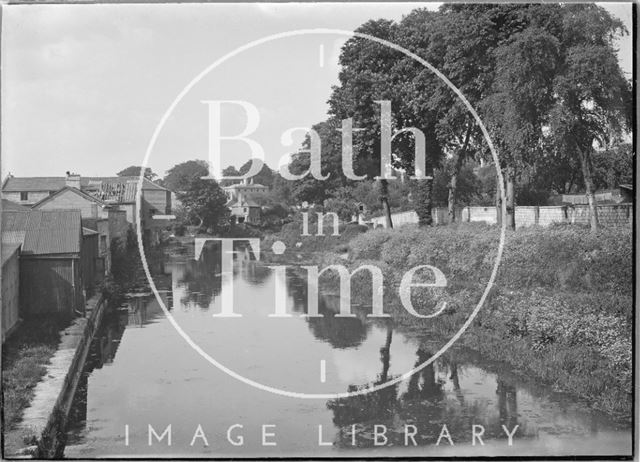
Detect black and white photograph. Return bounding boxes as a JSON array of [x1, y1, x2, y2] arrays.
[[0, 1, 635, 459]]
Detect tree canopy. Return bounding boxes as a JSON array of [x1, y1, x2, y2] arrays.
[[117, 166, 157, 180]]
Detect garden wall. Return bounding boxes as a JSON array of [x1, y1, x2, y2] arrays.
[[370, 203, 633, 229]]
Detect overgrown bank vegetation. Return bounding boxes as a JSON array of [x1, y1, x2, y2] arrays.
[[2, 317, 69, 445], [266, 222, 632, 416]]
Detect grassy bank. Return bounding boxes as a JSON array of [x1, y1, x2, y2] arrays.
[[2, 317, 69, 439], [266, 221, 632, 417]]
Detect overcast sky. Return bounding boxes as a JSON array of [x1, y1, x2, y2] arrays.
[[1, 2, 633, 179]]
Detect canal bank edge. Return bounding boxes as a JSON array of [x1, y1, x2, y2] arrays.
[[5, 294, 108, 459], [261, 223, 632, 417]]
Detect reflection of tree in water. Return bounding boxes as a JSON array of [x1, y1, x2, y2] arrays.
[[177, 245, 222, 309], [285, 271, 370, 348], [328, 321, 400, 429], [176, 244, 269, 309], [402, 347, 445, 402], [328, 340, 525, 448], [127, 295, 168, 326], [497, 378, 518, 433]]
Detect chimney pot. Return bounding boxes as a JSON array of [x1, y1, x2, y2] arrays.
[[66, 173, 81, 189]]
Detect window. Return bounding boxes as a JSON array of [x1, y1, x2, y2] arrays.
[[20, 192, 28, 201]]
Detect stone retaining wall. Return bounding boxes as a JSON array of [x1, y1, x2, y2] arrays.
[[9, 295, 107, 458]]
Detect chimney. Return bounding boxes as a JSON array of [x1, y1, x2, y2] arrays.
[[66, 171, 81, 189]]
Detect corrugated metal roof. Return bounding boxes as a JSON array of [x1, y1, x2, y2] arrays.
[[1, 243, 20, 266], [1, 210, 81, 255], [1, 211, 29, 245], [2, 199, 30, 211]]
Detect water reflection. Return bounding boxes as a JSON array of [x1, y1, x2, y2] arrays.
[[62, 245, 631, 457], [175, 246, 222, 308], [287, 276, 371, 349]]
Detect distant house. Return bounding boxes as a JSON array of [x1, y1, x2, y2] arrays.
[[2, 243, 20, 342], [223, 180, 268, 201], [2, 210, 86, 318], [227, 197, 262, 225], [223, 179, 267, 225], [2, 172, 173, 245]]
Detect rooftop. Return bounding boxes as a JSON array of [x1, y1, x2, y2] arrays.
[[32, 186, 109, 209], [1, 243, 20, 266], [223, 183, 267, 190], [2, 176, 169, 193], [2, 210, 82, 255], [2, 198, 29, 211]]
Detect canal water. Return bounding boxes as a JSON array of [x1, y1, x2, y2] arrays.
[[63, 246, 631, 458]]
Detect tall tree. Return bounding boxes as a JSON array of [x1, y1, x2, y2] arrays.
[[396, 7, 491, 223], [238, 159, 275, 188], [482, 19, 561, 228], [177, 177, 229, 233], [117, 166, 156, 180], [549, 4, 631, 231], [220, 166, 241, 187], [163, 160, 209, 192], [329, 18, 447, 227]]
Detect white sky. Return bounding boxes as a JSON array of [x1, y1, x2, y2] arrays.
[[1, 2, 633, 178]]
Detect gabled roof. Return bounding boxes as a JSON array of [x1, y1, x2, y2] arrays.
[[2, 176, 169, 193], [2, 177, 65, 192], [31, 186, 109, 209], [2, 199, 29, 211], [228, 197, 260, 208], [223, 183, 267, 190], [1, 210, 82, 255]]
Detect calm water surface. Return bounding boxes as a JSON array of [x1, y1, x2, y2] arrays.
[[63, 246, 631, 458]]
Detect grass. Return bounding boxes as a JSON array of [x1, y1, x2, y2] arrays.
[[2, 317, 69, 433], [270, 221, 633, 417]]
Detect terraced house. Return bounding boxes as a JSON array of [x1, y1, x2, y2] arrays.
[[2, 172, 173, 246]]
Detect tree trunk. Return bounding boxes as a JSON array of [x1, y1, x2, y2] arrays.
[[422, 175, 434, 227], [578, 146, 599, 232], [448, 172, 458, 223], [495, 172, 502, 227], [505, 167, 516, 230], [379, 179, 394, 229], [448, 123, 473, 224]]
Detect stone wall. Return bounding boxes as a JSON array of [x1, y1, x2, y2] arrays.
[[370, 203, 633, 229]]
